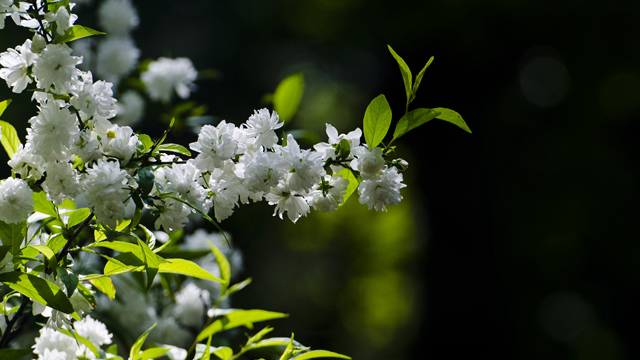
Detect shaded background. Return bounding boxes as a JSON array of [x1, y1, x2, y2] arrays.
[[2, 0, 640, 359]]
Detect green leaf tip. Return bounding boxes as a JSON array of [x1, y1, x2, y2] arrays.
[[387, 45, 413, 104], [273, 72, 304, 123]]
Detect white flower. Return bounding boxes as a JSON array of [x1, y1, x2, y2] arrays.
[[8, 143, 46, 181], [83, 160, 130, 228], [97, 0, 139, 36], [155, 162, 206, 207], [0, 177, 33, 223], [70, 71, 117, 119], [70, 129, 101, 163], [173, 283, 210, 328], [33, 327, 78, 360], [308, 174, 350, 213], [153, 198, 191, 233], [351, 146, 385, 180], [206, 162, 244, 222], [236, 150, 283, 194], [0, 39, 36, 93], [114, 90, 144, 127], [27, 102, 78, 161], [141, 57, 197, 103], [357, 166, 406, 211], [42, 161, 81, 204], [190, 121, 245, 172], [100, 124, 138, 164], [276, 134, 325, 192], [32, 43, 82, 93], [96, 36, 139, 84], [44, 6, 76, 36], [244, 108, 283, 148], [264, 180, 310, 223], [74, 316, 112, 348]]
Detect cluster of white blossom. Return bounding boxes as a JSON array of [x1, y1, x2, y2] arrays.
[[32, 316, 112, 360]]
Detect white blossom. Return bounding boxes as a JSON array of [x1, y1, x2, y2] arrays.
[[100, 124, 138, 164], [308, 174, 350, 213], [70, 71, 117, 119], [0, 39, 36, 93], [351, 146, 385, 180], [173, 283, 210, 328], [358, 166, 406, 211], [264, 180, 310, 223], [115, 90, 144, 127], [0, 177, 33, 223], [244, 108, 283, 148], [8, 143, 46, 181], [33, 327, 78, 360], [32, 43, 82, 93], [83, 160, 130, 228], [27, 102, 78, 161], [155, 162, 206, 207], [42, 161, 81, 204], [190, 121, 245, 172], [141, 57, 197, 103], [276, 134, 325, 193], [153, 198, 191, 233], [74, 316, 112, 348], [97, 0, 138, 36], [96, 36, 139, 84]]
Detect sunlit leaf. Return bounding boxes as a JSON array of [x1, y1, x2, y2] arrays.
[[130, 323, 156, 360], [138, 239, 164, 289], [33, 190, 57, 217], [0, 271, 73, 313], [362, 94, 392, 147], [156, 143, 191, 157], [392, 108, 441, 141], [138, 347, 170, 360], [76, 282, 97, 307], [290, 350, 351, 360], [195, 344, 232, 360], [432, 107, 472, 133], [89, 277, 115, 300], [196, 309, 287, 342], [66, 208, 92, 228], [158, 258, 224, 282], [56, 25, 105, 44], [336, 168, 360, 207], [412, 56, 434, 101], [0, 120, 22, 159], [0, 99, 11, 117], [138, 134, 153, 151], [208, 241, 230, 295], [273, 73, 304, 123], [387, 45, 412, 104]]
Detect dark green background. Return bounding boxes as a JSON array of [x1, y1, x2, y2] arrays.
[[2, 0, 640, 359]]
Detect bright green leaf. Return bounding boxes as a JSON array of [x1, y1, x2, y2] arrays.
[[392, 108, 441, 141], [89, 277, 115, 300], [158, 258, 224, 282], [0, 120, 22, 159], [33, 190, 57, 217], [24, 245, 57, 271], [76, 282, 97, 307], [387, 45, 412, 104], [130, 323, 156, 360], [0, 220, 26, 255], [57, 328, 100, 357], [66, 208, 92, 228], [196, 309, 287, 342], [138, 347, 170, 360], [226, 277, 252, 297], [362, 94, 392, 147], [290, 350, 351, 360], [138, 134, 153, 151], [0, 99, 11, 117], [56, 25, 105, 44], [208, 241, 230, 295], [156, 143, 191, 156], [273, 73, 304, 123], [0, 271, 74, 314], [336, 168, 360, 207], [138, 239, 163, 289], [279, 334, 295, 360], [195, 345, 232, 360], [412, 56, 434, 101], [433, 107, 472, 133]]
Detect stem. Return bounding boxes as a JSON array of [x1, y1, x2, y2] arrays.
[[56, 211, 94, 266], [0, 296, 30, 348]]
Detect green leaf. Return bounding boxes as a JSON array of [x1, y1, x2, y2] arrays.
[[47, 0, 69, 13], [130, 323, 156, 360], [226, 277, 252, 297], [387, 45, 412, 104], [156, 143, 191, 157], [152, 117, 175, 152], [76, 282, 97, 308], [66, 208, 92, 228], [195, 345, 232, 360], [89, 277, 115, 300], [24, 245, 57, 271], [412, 56, 434, 101], [196, 309, 288, 342], [0, 99, 11, 117], [362, 94, 392, 147], [0, 271, 73, 313], [33, 190, 57, 217], [208, 241, 231, 295], [0, 348, 33, 360], [0, 220, 26, 255], [56, 25, 105, 44], [138, 134, 153, 152], [57, 267, 79, 297], [432, 107, 472, 133], [279, 334, 295, 360], [138, 347, 170, 360], [246, 326, 274, 346], [273, 73, 304, 123], [291, 351, 351, 360], [47, 233, 65, 254], [392, 108, 441, 141], [336, 168, 360, 207], [158, 258, 224, 282], [0, 120, 22, 159], [138, 239, 162, 289], [138, 167, 155, 198]]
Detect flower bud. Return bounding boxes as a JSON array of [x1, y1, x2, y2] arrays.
[[31, 34, 46, 53]]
